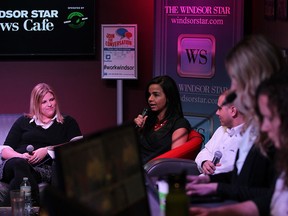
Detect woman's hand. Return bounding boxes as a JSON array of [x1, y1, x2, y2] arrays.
[[186, 175, 216, 196], [1, 147, 26, 160], [186, 175, 210, 184], [134, 114, 148, 128], [189, 207, 212, 216], [186, 182, 218, 196], [28, 147, 48, 164], [190, 201, 260, 216]]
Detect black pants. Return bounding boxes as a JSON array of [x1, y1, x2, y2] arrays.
[[2, 158, 41, 206]]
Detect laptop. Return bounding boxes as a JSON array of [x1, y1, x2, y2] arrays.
[[52, 124, 157, 216]]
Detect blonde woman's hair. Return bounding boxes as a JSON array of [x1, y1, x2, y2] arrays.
[[26, 83, 64, 123], [225, 35, 283, 124]]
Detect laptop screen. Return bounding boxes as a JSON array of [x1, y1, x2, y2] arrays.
[[54, 124, 151, 216]]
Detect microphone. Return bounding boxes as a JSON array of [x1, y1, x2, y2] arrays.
[[212, 151, 222, 165], [141, 107, 149, 117], [136, 108, 150, 128], [26, 145, 34, 155], [221, 92, 237, 106]]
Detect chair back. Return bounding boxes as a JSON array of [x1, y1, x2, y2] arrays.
[[0, 114, 21, 145], [144, 158, 200, 178], [152, 129, 204, 161]]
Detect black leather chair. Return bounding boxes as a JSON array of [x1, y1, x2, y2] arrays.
[[144, 158, 200, 201], [144, 158, 200, 178], [0, 114, 21, 146], [0, 114, 22, 202], [0, 114, 48, 203]]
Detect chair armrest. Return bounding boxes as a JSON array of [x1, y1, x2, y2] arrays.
[[152, 130, 204, 161], [144, 158, 200, 178]]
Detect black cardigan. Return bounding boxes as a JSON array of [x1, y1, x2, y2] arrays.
[[210, 144, 276, 202]]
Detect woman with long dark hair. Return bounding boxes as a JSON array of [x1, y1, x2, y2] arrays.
[[134, 75, 191, 164]]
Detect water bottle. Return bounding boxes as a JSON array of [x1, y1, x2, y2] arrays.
[[20, 177, 32, 215], [165, 172, 189, 216], [157, 179, 169, 214]]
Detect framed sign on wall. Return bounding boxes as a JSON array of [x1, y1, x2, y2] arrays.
[[101, 24, 137, 80], [153, 0, 244, 141]]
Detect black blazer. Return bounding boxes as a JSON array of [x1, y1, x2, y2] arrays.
[[210, 144, 276, 201]]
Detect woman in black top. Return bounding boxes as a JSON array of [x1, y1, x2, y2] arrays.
[[134, 75, 191, 164], [0, 83, 82, 205]]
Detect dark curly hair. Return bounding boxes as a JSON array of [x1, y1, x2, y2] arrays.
[[255, 71, 288, 187]]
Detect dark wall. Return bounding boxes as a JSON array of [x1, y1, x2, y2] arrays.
[[251, 0, 288, 49], [0, 0, 154, 135], [97, 1, 155, 124], [2, 0, 285, 136]]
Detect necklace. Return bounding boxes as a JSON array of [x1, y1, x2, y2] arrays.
[[154, 120, 167, 131]]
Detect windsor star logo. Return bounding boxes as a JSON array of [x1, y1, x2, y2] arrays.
[[177, 34, 215, 78]]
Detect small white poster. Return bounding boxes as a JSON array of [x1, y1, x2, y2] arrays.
[[101, 24, 137, 79]]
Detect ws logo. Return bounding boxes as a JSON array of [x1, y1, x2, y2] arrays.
[[177, 34, 215, 78], [185, 49, 208, 65]]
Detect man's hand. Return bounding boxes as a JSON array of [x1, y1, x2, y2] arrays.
[[202, 160, 221, 175]]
